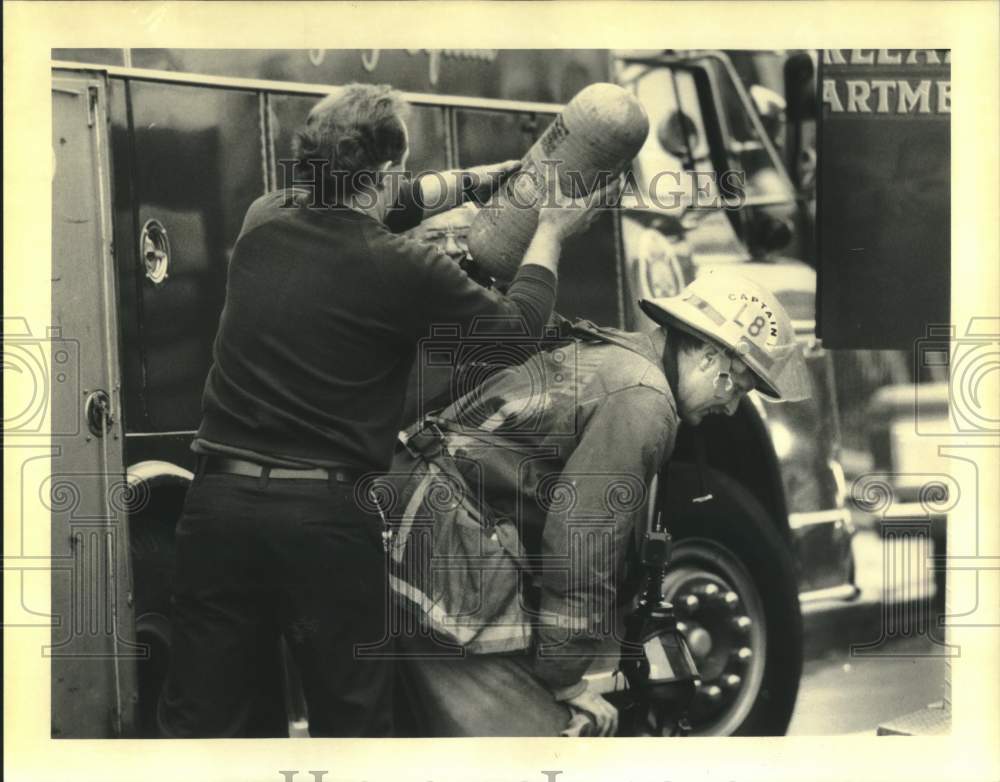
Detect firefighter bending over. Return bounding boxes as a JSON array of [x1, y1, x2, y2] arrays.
[[386, 271, 810, 736]]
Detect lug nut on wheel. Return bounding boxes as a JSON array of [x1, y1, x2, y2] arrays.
[[681, 594, 700, 612]]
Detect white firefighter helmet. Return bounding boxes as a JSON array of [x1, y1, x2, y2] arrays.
[[639, 271, 812, 402]]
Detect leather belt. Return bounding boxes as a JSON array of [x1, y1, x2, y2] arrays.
[[201, 456, 362, 484]]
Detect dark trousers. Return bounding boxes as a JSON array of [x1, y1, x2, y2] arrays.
[[157, 469, 392, 737]]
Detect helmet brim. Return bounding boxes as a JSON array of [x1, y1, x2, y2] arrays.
[[639, 297, 802, 401]]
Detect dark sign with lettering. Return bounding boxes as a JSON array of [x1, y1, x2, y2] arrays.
[[817, 49, 950, 349]]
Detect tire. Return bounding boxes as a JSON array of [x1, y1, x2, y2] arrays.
[[659, 465, 803, 736]]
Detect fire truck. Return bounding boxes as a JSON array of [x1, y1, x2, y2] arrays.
[[48, 48, 856, 738]]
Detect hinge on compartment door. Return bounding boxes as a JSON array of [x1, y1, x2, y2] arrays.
[[87, 85, 99, 128]]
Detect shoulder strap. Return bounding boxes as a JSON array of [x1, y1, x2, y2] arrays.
[[564, 318, 665, 376]]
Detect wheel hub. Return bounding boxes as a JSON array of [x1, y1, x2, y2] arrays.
[[661, 552, 768, 736], [685, 626, 713, 658]]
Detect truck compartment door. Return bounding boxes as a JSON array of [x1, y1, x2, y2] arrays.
[[51, 69, 137, 737]]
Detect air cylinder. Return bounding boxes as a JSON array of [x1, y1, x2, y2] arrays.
[[467, 82, 649, 281]]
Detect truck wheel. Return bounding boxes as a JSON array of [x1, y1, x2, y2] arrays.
[[662, 468, 803, 736]]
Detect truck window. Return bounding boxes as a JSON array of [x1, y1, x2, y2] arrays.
[[623, 65, 719, 213], [403, 105, 450, 173], [702, 57, 795, 206], [270, 94, 322, 187], [271, 96, 449, 186], [455, 109, 546, 168], [621, 63, 749, 266]]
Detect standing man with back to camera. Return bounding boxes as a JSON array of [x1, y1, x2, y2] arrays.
[[157, 83, 609, 738]]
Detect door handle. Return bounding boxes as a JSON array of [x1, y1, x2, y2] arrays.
[[85, 389, 114, 437]]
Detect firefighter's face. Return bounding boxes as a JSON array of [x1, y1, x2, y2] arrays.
[[678, 344, 756, 425], [406, 203, 478, 262]]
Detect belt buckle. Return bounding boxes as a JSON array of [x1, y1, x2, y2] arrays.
[[403, 419, 446, 458], [402, 431, 421, 458]]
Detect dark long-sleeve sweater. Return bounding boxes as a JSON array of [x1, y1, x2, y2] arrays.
[[194, 184, 556, 472]]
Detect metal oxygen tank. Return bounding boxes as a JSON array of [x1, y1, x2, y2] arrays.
[[467, 82, 649, 281]]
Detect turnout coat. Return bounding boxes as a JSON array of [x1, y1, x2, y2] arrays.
[[384, 323, 680, 699]]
